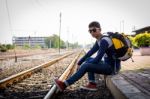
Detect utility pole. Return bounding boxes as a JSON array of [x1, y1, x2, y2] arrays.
[[28, 36, 31, 47], [49, 39, 51, 48], [59, 12, 62, 54], [120, 20, 124, 33], [6, 0, 17, 62], [132, 26, 136, 31], [122, 20, 124, 33], [67, 27, 69, 49], [120, 21, 121, 33]]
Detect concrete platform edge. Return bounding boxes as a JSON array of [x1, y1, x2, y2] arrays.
[[105, 75, 149, 99]]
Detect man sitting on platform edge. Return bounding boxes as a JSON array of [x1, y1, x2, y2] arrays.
[[54, 21, 121, 91]]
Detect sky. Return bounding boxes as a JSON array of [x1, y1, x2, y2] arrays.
[[0, 0, 150, 45]]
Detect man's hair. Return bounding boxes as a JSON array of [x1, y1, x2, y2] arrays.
[[88, 21, 101, 28]]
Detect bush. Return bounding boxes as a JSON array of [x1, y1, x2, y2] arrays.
[[0, 45, 8, 52], [134, 32, 150, 47], [23, 43, 31, 49], [6, 44, 14, 49], [34, 44, 41, 49]]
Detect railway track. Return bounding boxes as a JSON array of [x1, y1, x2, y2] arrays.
[[0, 51, 79, 99], [0, 49, 60, 60], [0, 50, 113, 99], [0, 51, 72, 80], [44, 51, 81, 99]]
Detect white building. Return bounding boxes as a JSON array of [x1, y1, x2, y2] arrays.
[[12, 36, 47, 48]]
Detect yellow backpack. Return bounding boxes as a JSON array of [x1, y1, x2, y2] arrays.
[[106, 32, 133, 61]]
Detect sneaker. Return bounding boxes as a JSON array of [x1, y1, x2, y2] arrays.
[[53, 79, 66, 92], [80, 83, 97, 91]]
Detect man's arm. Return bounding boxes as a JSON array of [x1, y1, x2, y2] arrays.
[[88, 39, 109, 64], [77, 41, 99, 65]]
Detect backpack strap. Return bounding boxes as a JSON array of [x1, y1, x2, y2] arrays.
[[101, 35, 118, 74], [98, 36, 113, 48]]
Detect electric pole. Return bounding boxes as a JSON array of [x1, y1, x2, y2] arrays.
[[6, 0, 17, 62], [59, 12, 62, 54]]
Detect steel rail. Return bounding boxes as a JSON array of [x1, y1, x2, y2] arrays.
[[44, 51, 83, 99], [0, 52, 73, 89]]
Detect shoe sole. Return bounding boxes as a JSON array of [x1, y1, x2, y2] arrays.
[[53, 79, 63, 92], [80, 86, 97, 91]]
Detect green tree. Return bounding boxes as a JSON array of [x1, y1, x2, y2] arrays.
[[69, 42, 80, 49], [45, 37, 51, 48], [52, 34, 59, 48], [45, 34, 66, 48]]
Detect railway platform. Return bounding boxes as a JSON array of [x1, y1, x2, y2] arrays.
[[105, 49, 150, 99]]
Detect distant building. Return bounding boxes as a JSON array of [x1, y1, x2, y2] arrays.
[[12, 36, 47, 48], [132, 26, 150, 36]]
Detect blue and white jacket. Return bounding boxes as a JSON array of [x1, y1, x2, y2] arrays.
[[78, 36, 121, 73]]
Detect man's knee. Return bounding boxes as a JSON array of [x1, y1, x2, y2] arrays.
[[80, 63, 89, 70]]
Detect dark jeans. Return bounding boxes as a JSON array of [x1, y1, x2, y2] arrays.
[[65, 58, 114, 85]]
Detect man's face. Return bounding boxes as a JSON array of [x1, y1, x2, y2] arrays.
[[88, 27, 101, 38]]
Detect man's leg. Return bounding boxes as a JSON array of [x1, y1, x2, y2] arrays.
[[85, 58, 96, 83], [54, 62, 113, 91], [88, 72, 95, 83], [80, 61, 113, 91], [53, 62, 88, 91], [65, 62, 113, 86], [80, 72, 97, 91]]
